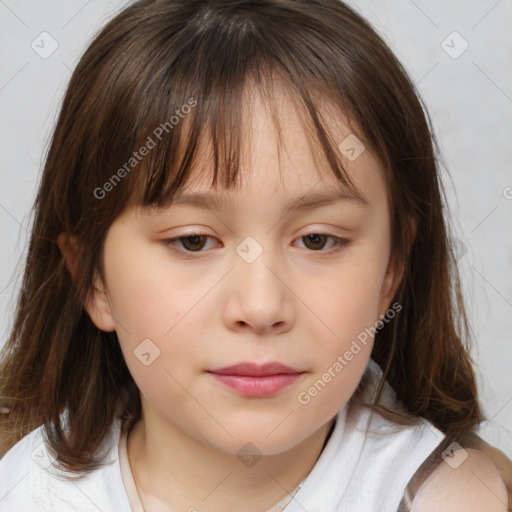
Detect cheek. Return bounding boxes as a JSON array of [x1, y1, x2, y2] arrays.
[[294, 272, 379, 418], [291, 250, 389, 412], [303, 259, 386, 342], [104, 238, 197, 333], [103, 241, 210, 382]]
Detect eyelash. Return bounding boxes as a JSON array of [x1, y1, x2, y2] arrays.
[[161, 232, 350, 257]]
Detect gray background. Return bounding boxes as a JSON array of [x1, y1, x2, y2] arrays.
[[1, 0, 511, 456]]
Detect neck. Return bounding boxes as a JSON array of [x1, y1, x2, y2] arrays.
[[127, 408, 336, 512]]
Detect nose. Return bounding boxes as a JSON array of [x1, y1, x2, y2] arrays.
[[222, 243, 295, 336]]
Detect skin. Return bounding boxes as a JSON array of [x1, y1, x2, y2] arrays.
[[412, 449, 508, 512], [59, 85, 406, 511]]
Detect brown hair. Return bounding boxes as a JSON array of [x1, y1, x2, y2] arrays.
[[0, 0, 499, 480]]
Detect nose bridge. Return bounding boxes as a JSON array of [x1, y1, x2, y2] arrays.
[[234, 234, 281, 296], [226, 233, 292, 333]]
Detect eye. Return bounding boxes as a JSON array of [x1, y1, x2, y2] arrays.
[[162, 233, 215, 253], [295, 233, 350, 253]]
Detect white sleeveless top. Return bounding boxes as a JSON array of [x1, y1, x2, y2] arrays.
[[0, 359, 445, 511]]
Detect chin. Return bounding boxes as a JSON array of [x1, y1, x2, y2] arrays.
[[203, 421, 312, 458]]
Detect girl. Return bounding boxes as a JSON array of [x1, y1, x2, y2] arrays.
[[0, 0, 510, 510]]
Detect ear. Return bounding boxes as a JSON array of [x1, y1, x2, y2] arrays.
[[57, 233, 116, 332], [378, 258, 403, 316], [378, 218, 417, 315]]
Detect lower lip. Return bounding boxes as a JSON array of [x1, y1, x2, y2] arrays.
[[208, 373, 304, 397]]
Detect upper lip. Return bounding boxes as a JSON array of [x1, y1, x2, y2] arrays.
[[208, 362, 303, 376]]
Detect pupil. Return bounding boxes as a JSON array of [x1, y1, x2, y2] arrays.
[[306, 234, 326, 250], [184, 235, 204, 250]]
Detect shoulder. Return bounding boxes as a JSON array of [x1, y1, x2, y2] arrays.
[[411, 448, 509, 512], [0, 423, 50, 507], [0, 421, 46, 475], [0, 419, 130, 511]]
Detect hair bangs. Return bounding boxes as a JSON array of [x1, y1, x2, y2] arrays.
[[121, 75, 361, 215]]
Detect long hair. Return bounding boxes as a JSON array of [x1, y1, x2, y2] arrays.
[[0, 0, 486, 475]]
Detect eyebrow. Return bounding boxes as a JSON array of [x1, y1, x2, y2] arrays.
[[168, 189, 369, 212]]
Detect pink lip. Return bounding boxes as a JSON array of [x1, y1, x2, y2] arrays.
[[209, 362, 302, 376], [207, 362, 305, 397]]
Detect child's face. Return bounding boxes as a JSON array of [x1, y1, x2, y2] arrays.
[[87, 87, 401, 456]]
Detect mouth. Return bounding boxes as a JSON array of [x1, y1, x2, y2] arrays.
[[206, 362, 306, 397]]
